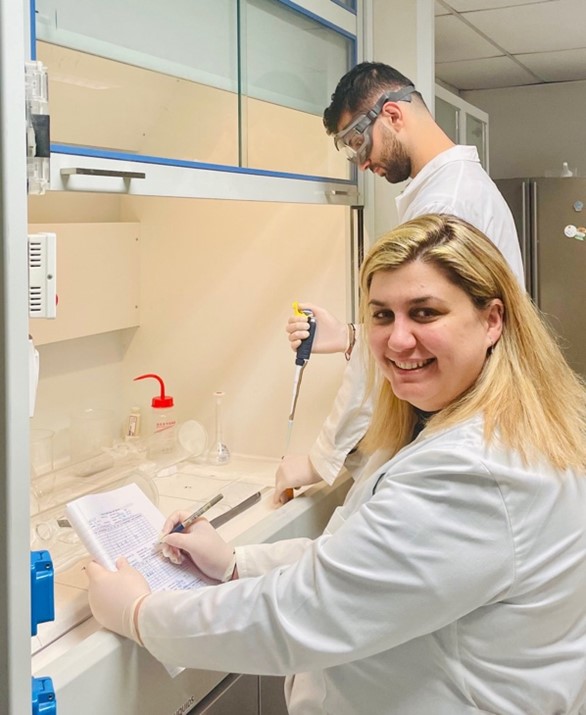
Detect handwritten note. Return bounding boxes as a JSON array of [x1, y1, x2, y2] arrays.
[[66, 483, 206, 591]]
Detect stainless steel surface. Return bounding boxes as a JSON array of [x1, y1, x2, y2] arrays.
[[497, 176, 586, 378], [209, 491, 262, 529], [191, 674, 258, 715], [259, 675, 288, 715], [530, 180, 539, 304]]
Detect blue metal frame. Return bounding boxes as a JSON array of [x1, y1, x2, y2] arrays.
[[51, 143, 355, 185], [271, 0, 357, 74], [274, 0, 356, 40], [29, 0, 36, 59], [330, 0, 357, 15]]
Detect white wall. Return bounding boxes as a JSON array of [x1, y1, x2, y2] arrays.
[[366, 0, 435, 240], [463, 80, 586, 179], [28, 1, 438, 468], [29, 193, 349, 465]]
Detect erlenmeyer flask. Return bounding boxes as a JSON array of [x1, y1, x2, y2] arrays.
[[208, 391, 231, 465]]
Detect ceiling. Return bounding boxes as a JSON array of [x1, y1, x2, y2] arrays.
[[435, 0, 586, 91]]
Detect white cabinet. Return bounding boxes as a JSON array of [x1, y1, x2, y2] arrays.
[[435, 84, 489, 171], [28, 222, 140, 344], [34, 0, 360, 200]]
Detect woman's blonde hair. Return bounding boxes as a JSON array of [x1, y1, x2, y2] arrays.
[[359, 214, 586, 471]]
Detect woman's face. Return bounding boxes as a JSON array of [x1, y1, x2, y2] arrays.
[[367, 260, 503, 412]]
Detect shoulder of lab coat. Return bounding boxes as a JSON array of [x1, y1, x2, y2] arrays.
[[308, 328, 373, 485], [395, 144, 525, 286]]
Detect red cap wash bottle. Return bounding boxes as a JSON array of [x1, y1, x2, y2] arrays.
[[134, 373, 177, 459]]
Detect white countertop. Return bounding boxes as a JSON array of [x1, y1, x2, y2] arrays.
[[32, 454, 281, 658], [30, 452, 352, 715]]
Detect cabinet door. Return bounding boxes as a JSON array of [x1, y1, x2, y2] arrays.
[[36, 0, 356, 181], [435, 84, 489, 171], [242, 0, 354, 180], [190, 673, 259, 715], [36, 0, 240, 168]]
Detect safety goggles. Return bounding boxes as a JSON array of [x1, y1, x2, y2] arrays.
[[333, 86, 416, 164]]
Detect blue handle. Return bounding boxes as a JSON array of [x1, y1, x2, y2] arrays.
[[295, 314, 316, 366]]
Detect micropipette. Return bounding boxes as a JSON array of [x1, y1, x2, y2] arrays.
[[284, 303, 317, 453]]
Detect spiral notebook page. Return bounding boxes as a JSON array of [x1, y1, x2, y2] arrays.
[[66, 482, 206, 591]]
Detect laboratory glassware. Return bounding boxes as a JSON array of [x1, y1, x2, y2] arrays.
[[208, 391, 231, 465]]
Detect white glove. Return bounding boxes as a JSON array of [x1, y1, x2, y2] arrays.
[[286, 302, 348, 354], [161, 512, 236, 582], [86, 557, 151, 644], [273, 455, 322, 505]]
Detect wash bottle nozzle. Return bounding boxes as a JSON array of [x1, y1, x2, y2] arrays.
[[134, 373, 174, 408]]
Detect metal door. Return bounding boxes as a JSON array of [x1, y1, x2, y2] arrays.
[[532, 178, 586, 378]]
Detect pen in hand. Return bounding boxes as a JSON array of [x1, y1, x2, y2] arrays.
[[160, 493, 224, 542]]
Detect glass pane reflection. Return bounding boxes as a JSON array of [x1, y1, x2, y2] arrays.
[[244, 0, 353, 179]]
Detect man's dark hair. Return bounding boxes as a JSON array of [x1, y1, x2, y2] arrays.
[[323, 62, 423, 135]]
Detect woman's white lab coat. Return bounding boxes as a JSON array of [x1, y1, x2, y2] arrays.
[[139, 416, 586, 714]]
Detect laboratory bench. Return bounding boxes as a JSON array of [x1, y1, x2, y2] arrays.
[[31, 452, 352, 715]]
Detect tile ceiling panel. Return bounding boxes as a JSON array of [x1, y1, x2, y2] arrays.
[[436, 56, 541, 90], [435, 15, 501, 63], [435, 1, 451, 15], [517, 48, 586, 82], [463, 0, 586, 54]]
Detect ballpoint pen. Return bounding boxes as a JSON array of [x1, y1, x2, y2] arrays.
[[161, 493, 224, 541]]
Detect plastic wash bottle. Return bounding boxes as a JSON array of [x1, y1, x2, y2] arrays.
[[134, 373, 176, 459]]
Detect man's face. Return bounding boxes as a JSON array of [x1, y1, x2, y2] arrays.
[[369, 122, 412, 184], [337, 107, 412, 184]]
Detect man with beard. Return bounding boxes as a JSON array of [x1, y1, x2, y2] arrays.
[[274, 61, 524, 504]]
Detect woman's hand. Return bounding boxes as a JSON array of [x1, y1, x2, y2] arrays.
[[86, 557, 150, 642], [273, 455, 322, 505], [161, 512, 236, 582], [286, 302, 348, 354]]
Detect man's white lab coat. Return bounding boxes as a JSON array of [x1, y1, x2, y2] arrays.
[[310, 144, 525, 485]]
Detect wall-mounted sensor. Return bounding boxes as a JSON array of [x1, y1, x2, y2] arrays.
[[28, 232, 57, 319]]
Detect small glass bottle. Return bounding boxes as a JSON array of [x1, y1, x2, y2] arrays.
[[208, 390, 231, 465], [126, 405, 141, 440]]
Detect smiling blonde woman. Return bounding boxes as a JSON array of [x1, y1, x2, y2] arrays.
[[88, 214, 586, 715]]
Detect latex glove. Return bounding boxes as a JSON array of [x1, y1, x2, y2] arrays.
[[286, 302, 348, 354], [86, 557, 151, 643], [161, 512, 236, 582], [273, 455, 322, 505]]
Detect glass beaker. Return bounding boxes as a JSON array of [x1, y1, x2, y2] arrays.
[[208, 391, 231, 465], [30, 428, 54, 477], [30, 428, 55, 509], [69, 408, 116, 464]]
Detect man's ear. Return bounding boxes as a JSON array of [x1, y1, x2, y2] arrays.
[[380, 101, 405, 130]]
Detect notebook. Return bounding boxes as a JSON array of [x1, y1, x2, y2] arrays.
[[66, 482, 206, 591]]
